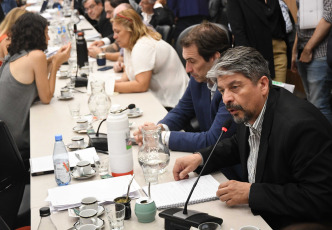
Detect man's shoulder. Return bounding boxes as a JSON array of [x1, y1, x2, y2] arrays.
[[269, 87, 330, 127]]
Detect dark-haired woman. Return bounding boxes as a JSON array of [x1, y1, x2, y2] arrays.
[[0, 12, 71, 167]]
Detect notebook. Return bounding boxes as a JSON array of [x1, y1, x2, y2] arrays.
[[142, 175, 219, 209]]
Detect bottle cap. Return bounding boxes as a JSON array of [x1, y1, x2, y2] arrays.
[[39, 207, 51, 217], [55, 134, 62, 141]]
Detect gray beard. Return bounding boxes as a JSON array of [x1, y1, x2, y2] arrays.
[[232, 111, 253, 124]]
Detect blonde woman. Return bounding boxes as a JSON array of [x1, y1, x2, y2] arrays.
[[0, 7, 26, 65], [112, 9, 188, 110]]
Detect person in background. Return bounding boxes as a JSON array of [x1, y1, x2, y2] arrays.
[[173, 46, 332, 229], [82, 0, 113, 37], [88, 0, 129, 49], [0, 7, 26, 66], [327, 30, 332, 69], [209, 0, 228, 27], [167, 0, 209, 44], [1, 0, 16, 15], [0, 0, 4, 23], [139, 0, 173, 28], [88, 1, 131, 62], [134, 22, 235, 152], [227, 0, 287, 82], [291, 0, 332, 124], [112, 9, 188, 110], [0, 12, 71, 169]]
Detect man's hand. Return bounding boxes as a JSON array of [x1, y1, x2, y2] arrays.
[[216, 180, 251, 206], [291, 52, 298, 73], [89, 40, 105, 48], [133, 122, 162, 146], [88, 46, 103, 58], [299, 46, 313, 63], [173, 154, 202, 181]]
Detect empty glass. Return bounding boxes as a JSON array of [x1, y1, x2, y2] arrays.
[[106, 203, 125, 230]]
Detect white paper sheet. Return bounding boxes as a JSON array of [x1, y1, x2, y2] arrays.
[[46, 175, 141, 211], [30, 147, 99, 175]]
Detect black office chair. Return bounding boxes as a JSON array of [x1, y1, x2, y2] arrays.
[[156, 25, 172, 43], [0, 216, 10, 230], [0, 120, 30, 229]]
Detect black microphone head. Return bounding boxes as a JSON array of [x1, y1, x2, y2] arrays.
[[223, 119, 232, 130], [128, 104, 136, 109]]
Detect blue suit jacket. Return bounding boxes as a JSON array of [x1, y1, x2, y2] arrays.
[[159, 77, 235, 152], [167, 0, 209, 18]]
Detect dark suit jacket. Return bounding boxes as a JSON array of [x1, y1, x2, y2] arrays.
[[327, 30, 332, 69], [158, 77, 235, 152], [149, 6, 174, 28], [227, 0, 286, 78], [87, 10, 113, 39], [96, 10, 113, 38], [199, 87, 332, 229]]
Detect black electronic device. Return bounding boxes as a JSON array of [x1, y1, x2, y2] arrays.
[[97, 66, 113, 71], [159, 208, 223, 230], [75, 77, 88, 87], [88, 132, 108, 151], [40, 0, 48, 13], [159, 119, 232, 230], [88, 118, 107, 151]]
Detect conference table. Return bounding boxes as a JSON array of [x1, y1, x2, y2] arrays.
[[29, 13, 272, 230]]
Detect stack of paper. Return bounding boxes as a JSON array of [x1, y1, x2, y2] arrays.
[[46, 175, 141, 211], [30, 147, 99, 175]]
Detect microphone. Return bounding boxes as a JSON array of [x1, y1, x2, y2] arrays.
[[88, 104, 136, 152], [111, 103, 136, 114], [159, 119, 233, 230]]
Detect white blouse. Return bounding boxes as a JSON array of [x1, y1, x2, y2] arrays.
[[124, 36, 188, 108]]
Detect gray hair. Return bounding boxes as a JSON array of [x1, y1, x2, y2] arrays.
[[206, 46, 272, 87], [148, 0, 157, 3]]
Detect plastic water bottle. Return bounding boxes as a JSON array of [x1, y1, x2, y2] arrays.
[[107, 112, 133, 177], [61, 26, 69, 45], [53, 134, 71, 186], [37, 207, 57, 230]]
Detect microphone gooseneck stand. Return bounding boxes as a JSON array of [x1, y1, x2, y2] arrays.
[[159, 119, 233, 230]]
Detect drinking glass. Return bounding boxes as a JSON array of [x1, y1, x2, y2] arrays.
[[106, 203, 125, 230], [138, 124, 170, 184], [68, 102, 80, 119]]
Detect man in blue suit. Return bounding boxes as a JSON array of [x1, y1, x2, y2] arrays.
[[134, 21, 236, 157]]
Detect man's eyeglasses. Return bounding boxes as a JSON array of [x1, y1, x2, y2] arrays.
[[84, 4, 96, 12]]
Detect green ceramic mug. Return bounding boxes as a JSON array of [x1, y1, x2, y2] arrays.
[[134, 197, 157, 223]]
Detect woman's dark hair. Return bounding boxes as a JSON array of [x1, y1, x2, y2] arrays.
[[8, 12, 48, 55]]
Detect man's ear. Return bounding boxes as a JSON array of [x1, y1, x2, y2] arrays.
[[259, 76, 270, 96], [210, 51, 220, 62]]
